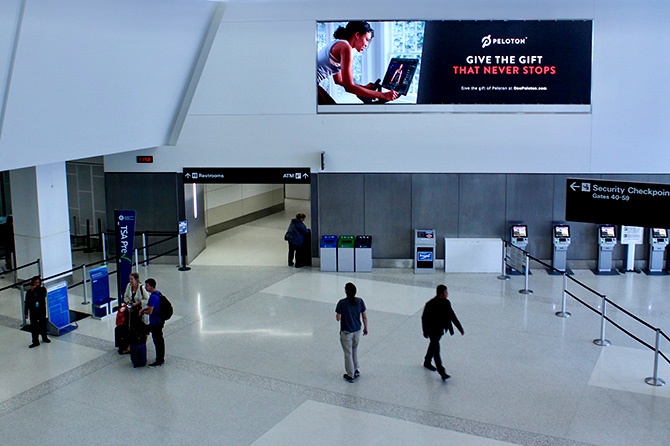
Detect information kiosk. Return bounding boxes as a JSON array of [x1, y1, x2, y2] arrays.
[[648, 228, 668, 273], [552, 224, 571, 273], [597, 225, 617, 273], [414, 229, 436, 274]]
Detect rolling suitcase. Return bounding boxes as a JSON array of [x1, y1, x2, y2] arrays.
[[130, 342, 147, 368]]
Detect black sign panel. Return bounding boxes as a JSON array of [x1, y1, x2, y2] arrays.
[[566, 178, 670, 228], [183, 167, 311, 184], [417, 20, 592, 105]]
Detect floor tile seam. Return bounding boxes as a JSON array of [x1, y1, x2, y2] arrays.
[[0, 351, 123, 420], [165, 355, 593, 446]]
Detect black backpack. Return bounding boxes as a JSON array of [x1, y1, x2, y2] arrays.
[[158, 292, 173, 321]]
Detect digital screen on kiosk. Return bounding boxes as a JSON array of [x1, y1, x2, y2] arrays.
[[512, 225, 527, 238], [417, 230, 434, 239], [599, 226, 616, 238], [652, 228, 668, 238], [417, 250, 434, 262], [554, 225, 570, 238]]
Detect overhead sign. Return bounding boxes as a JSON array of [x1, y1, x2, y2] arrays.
[[183, 168, 311, 184], [566, 178, 670, 228]]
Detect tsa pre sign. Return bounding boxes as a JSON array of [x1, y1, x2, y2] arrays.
[[565, 178, 670, 228], [114, 210, 136, 302]]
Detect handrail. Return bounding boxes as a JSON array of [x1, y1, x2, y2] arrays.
[[501, 239, 670, 385]]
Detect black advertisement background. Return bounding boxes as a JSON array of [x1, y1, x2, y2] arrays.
[[417, 20, 592, 105]]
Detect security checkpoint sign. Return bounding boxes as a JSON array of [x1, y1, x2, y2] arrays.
[[566, 178, 670, 228]]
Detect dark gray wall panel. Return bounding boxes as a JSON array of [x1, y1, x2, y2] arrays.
[[105, 173, 180, 255], [458, 174, 506, 238], [412, 174, 459, 258], [318, 174, 365, 235], [364, 174, 412, 258], [506, 174, 555, 259]]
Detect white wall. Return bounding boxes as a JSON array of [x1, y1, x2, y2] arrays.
[[0, 0, 217, 172], [105, 0, 670, 175]]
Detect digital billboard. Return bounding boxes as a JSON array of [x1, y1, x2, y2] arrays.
[[317, 20, 592, 110]]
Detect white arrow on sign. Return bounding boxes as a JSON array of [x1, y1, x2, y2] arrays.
[[570, 182, 579, 191]]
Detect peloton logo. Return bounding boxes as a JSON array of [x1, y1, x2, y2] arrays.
[[481, 34, 528, 48]]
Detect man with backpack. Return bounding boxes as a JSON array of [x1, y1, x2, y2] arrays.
[[141, 278, 166, 367]]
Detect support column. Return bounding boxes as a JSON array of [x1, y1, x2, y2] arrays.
[[9, 163, 72, 280]]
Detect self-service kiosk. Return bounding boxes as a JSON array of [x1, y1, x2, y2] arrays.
[[552, 224, 571, 273], [648, 228, 668, 273], [414, 229, 436, 274], [597, 225, 617, 273], [511, 225, 528, 251], [508, 225, 529, 274]]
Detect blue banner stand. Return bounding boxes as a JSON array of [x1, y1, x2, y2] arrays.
[[90, 266, 115, 319], [46, 281, 77, 336]]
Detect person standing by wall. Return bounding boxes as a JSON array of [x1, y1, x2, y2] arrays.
[[285, 212, 309, 268], [141, 278, 165, 367], [25, 276, 50, 348], [335, 282, 368, 383], [421, 284, 464, 380]]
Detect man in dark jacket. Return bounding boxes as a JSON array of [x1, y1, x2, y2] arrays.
[[25, 276, 51, 348], [421, 284, 464, 380]]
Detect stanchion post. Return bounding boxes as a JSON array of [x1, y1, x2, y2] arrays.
[[19, 285, 27, 327], [83, 219, 94, 253], [134, 249, 140, 273], [593, 295, 611, 346], [142, 232, 148, 266], [177, 233, 191, 271], [37, 258, 42, 279], [519, 253, 533, 294], [96, 219, 103, 252], [81, 264, 89, 305], [555, 272, 571, 317], [12, 252, 17, 284], [102, 232, 108, 265], [645, 329, 666, 386], [498, 242, 510, 280]]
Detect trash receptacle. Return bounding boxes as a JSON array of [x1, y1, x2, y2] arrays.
[[320, 235, 338, 272], [337, 235, 355, 272], [354, 235, 372, 272]]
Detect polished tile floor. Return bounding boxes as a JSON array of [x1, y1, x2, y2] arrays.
[[1, 199, 670, 445]]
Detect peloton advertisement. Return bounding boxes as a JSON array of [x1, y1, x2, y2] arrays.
[[316, 20, 592, 108]]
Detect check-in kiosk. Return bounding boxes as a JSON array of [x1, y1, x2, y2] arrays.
[[648, 228, 668, 272], [414, 229, 436, 274], [354, 235, 372, 272], [597, 225, 617, 273], [320, 235, 338, 272], [511, 225, 528, 251], [552, 224, 571, 272], [337, 235, 355, 272]]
